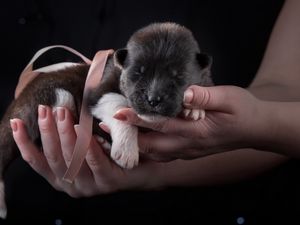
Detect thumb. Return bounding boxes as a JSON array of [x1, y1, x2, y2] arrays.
[[183, 85, 238, 112]]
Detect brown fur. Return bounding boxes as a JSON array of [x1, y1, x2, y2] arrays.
[[0, 56, 120, 177]]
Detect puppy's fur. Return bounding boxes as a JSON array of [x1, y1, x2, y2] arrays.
[[0, 22, 213, 218]]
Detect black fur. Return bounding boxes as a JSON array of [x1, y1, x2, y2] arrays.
[[117, 23, 213, 116]]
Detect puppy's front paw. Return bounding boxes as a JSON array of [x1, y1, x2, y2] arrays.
[[111, 141, 139, 169], [182, 108, 205, 120]]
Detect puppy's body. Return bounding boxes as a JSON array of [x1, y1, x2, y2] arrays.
[[0, 22, 213, 218]]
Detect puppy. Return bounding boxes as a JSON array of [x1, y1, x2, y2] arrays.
[[0, 22, 213, 218]]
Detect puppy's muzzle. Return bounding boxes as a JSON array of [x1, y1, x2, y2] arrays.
[[146, 94, 163, 107]]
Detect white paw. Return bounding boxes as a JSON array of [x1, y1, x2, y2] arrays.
[[111, 140, 139, 169], [182, 108, 205, 120]]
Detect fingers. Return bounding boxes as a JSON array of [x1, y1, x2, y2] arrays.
[[183, 85, 240, 112], [69, 125, 98, 190], [138, 131, 193, 161], [113, 108, 170, 132], [38, 106, 99, 195], [38, 105, 67, 178], [113, 85, 242, 135], [56, 107, 76, 166], [86, 138, 112, 176], [10, 118, 56, 183], [139, 132, 191, 154], [99, 122, 110, 133], [11, 106, 122, 196], [113, 108, 208, 136]]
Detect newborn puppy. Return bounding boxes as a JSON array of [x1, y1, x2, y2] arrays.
[[0, 22, 213, 218], [118, 23, 213, 117]]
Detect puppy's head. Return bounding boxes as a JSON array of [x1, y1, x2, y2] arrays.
[[115, 22, 213, 117]]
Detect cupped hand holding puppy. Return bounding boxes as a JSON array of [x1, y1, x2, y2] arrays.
[[113, 85, 261, 161], [11, 107, 164, 197], [114, 85, 300, 161], [11, 85, 300, 196]]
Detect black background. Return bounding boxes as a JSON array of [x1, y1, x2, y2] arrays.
[[2, 1, 300, 225]]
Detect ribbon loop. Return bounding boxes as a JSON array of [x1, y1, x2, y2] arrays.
[[15, 45, 114, 183], [63, 49, 114, 183], [15, 45, 92, 99]]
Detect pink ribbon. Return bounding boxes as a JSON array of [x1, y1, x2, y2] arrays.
[[63, 49, 114, 182], [15, 45, 114, 183]]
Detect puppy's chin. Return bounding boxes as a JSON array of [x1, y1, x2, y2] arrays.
[[130, 99, 182, 118], [137, 114, 169, 123]]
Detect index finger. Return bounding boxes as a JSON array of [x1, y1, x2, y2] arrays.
[[38, 105, 67, 178], [113, 108, 208, 137], [10, 118, 55, 183]]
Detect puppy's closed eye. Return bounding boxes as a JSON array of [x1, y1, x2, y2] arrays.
[[135, 66, 145, 75], [171, 69, 178, 77], [140, 66, 145, 74]]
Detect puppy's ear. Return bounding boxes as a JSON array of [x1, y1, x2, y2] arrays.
[[196, 53, 212, 69], [114, 48, 128, 69]]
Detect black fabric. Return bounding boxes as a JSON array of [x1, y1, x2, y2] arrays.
[[2, 0, 299, 225]]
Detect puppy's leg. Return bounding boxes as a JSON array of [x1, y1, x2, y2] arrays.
[[91, 93, 139, 169]]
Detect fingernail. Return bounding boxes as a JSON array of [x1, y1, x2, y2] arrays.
[[57, 107, 65, 121], [10, 119, 18, 132], [74, 125, 80, 135], [99, 122, 106, 129], [38, 105, 47, 119], [113, 112, 127, 121], [99, 122, 110, 133], [183, 89, 194, 104], [95, 136, 105, 144]]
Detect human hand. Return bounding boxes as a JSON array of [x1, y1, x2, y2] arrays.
[[10, 106, 163, 197], [113, 85, 266, 161]]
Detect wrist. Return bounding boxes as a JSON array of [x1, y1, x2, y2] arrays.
[[248, 99, 277, 150], [250, 100, 297, 155]]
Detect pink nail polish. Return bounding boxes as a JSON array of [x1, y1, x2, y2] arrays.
[[38, 105, 47, 119], [57, 107, 65, 121], [99, 122, 110, 133], [113, 113, 127, 121]]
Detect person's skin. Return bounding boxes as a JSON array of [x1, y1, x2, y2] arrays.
[[113, 84, 300, 160], [9, 0, 300, 196]]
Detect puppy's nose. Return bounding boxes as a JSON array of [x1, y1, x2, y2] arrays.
[[147, 94, 162, 107]]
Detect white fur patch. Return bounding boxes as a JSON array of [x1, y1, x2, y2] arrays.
[[92, 93, 139, 169], [91, 93, 128, 120], [53, 88, 75, 112], [35, 62, 80, 73], [0, 180, 7, 219]]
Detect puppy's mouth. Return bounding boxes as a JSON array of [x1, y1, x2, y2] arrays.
[[128, 93, 182, 118]]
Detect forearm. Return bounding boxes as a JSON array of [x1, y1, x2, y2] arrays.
[[249, 83, 300, 101], [152, 150, 285, 188], [252, 0, 300, 87], [137, 88, 294, 189], [127, 0, 300, 189], [248, 70, 300, 156], [253, 100, 300, 157]]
